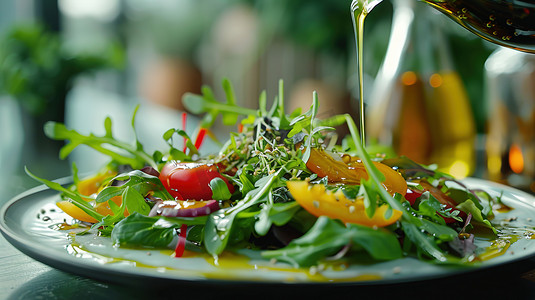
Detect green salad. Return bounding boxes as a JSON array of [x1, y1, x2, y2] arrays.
[[28, 79, 504, 268]]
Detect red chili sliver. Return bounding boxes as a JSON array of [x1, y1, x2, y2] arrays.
[[194, 128, 207, 150], [182, 112, 188, 152], [174, 224, 188, 257]]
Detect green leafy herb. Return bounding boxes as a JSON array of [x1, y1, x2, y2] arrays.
[[262, 216, 402, 267], [44, 107, 156, 170], [96, 170, 171, 203]]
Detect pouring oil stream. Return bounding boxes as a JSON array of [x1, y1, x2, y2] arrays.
[[350, 0, 382, 147]]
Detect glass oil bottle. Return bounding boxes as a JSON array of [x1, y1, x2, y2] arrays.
[[367, 0, 476, 178]]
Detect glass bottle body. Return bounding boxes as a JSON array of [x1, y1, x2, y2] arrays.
[[485, 48, 535, 193], [367, 0, 476, 178]]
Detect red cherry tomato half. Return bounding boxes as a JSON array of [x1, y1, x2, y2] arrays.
[[159, 161, 235, 200], [405, 188, 423, 205]]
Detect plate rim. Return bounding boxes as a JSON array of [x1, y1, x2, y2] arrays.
[[1, 177, 535, 287]]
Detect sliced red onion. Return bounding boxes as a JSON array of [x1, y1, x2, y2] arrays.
[[148, 201, 163, 217], [160, 200, 220, 218], [140, 166, 160, 177]]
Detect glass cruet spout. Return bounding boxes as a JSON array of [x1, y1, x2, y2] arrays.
[[421, 0, 535, 53], [351, 0, 383, 14], [358, 0, 535, 53]]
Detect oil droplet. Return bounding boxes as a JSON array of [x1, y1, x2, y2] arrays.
[[506, 19, 513, 26], [489, 14, 496, 21], [494, 203, 513, 213]]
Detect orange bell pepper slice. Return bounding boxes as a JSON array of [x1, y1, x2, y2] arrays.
[[306, 148, 407, 196], [287, 181, 402, 227]]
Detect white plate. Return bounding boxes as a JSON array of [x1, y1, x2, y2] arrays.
[[1, 177, 535, 286]]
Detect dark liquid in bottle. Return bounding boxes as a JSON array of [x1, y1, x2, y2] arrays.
[[425, 0, 535, 53]]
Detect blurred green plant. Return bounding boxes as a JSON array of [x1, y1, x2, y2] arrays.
[[0, 23, 125, 120]]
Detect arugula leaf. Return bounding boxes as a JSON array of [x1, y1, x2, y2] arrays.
[[456, 200, 495, 233], [111, 213, 209, 248], [209, 177, 232, 201], [343, 115, 451, 262], [203, 170, 284, 256], [96, 170, 172, 203], [122, 186, 151, 216], [401, 221, 449, 262], [254, 193, 300, 236], [261, 216, 402, 267], [415, 192, 460, 224], [418, 218, 458, 242], [111, 213, 179, 248], [25, 167, 103, 222], [359, 177, 381, 218], [162, 128, 195, 161], [182, 78, 257, 129], [288, 91, 320, 163], [43, 107, 156, 169]]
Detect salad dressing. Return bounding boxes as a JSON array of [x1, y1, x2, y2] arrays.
[[350, 0, 379, 146], [66, 239, 384, 282], [477, 236, 517, 261]]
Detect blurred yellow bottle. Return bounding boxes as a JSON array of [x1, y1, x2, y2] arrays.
[[427, 71, 476, 178]]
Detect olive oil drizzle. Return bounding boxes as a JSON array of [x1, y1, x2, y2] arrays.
[[351, 0, 373, 146]]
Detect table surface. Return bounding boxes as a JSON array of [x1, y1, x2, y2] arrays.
[[3, 179, 535, 299]]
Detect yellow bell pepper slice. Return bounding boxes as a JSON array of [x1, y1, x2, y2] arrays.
[[57, 201, 99, 223], [287, 181, 402, 227], [57, 196, 126, 224], [76, 169, 117, 196], [57, 170, 125, 223]]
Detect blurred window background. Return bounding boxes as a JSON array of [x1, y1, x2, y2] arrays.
[[1, 0, 533, 200]]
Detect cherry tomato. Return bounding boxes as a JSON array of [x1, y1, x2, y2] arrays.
[[306, 148, 407, 196], [287, 181, 402, 227], [405, 188, 423, 205], [159, 161, 235, 200]]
